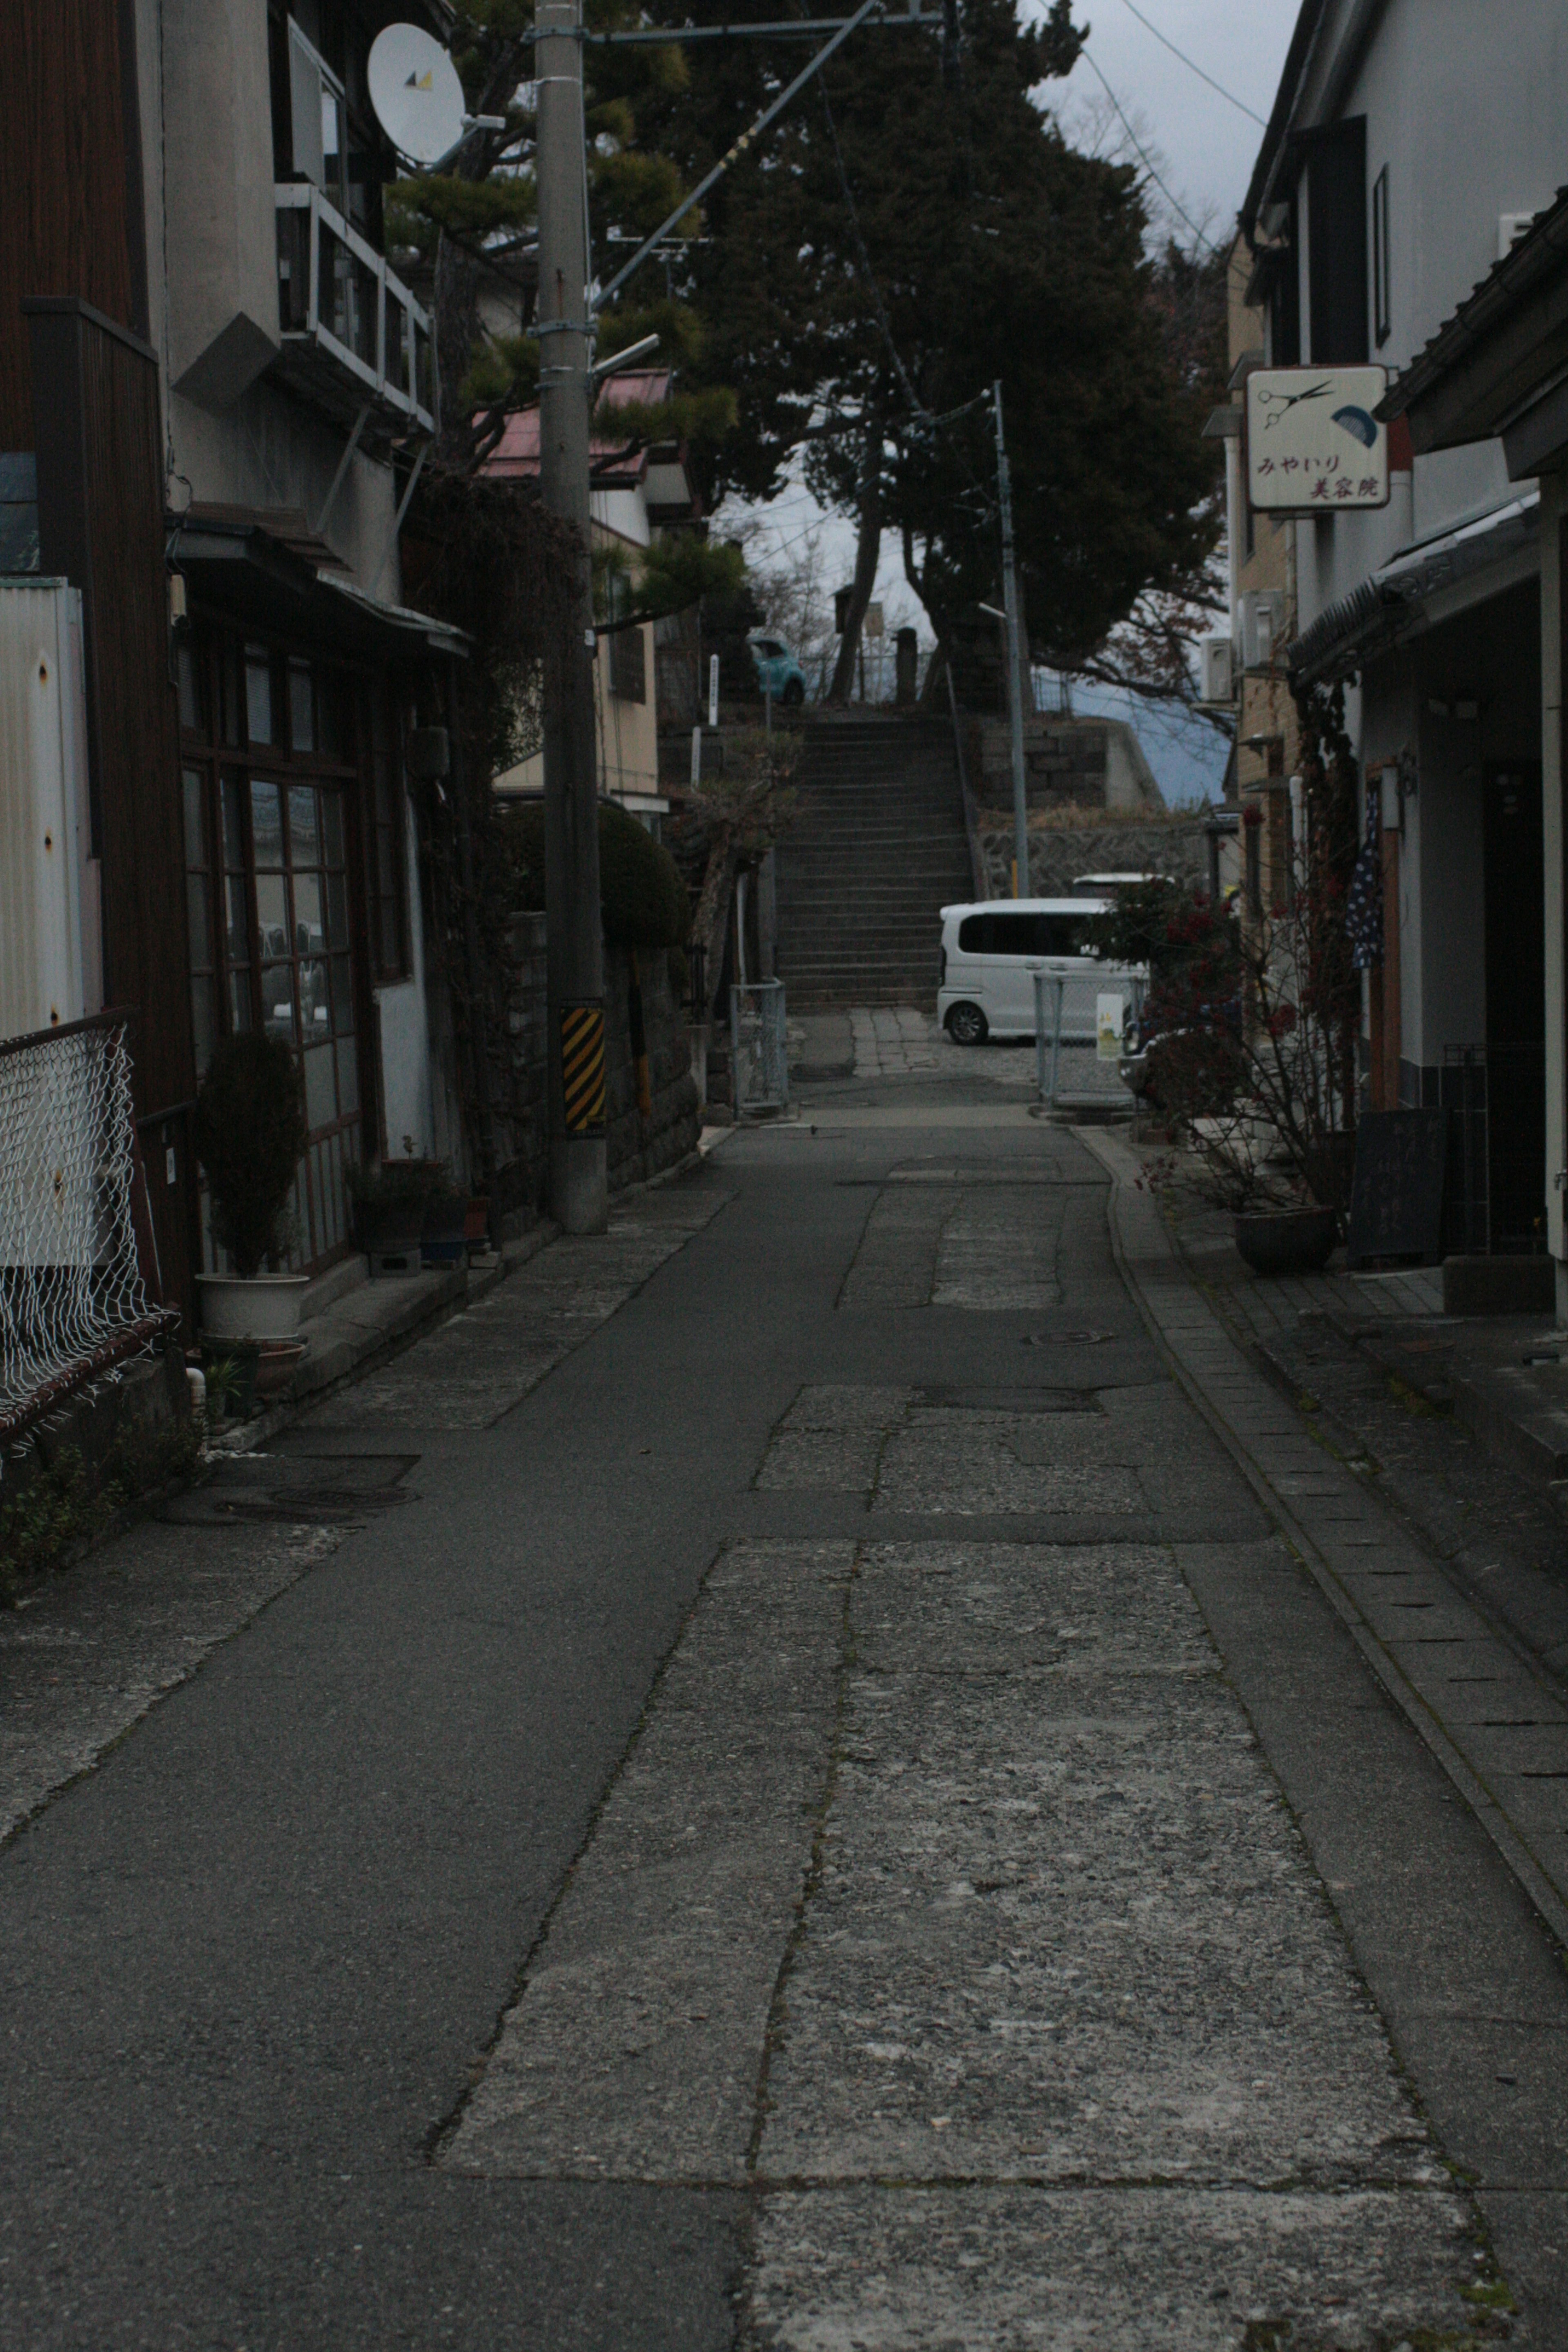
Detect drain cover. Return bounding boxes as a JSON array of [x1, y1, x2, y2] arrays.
[[164, 1452, 419, 1527]]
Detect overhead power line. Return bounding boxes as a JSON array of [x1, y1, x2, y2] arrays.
[[1078, 48, 1213, 253], [1115, 0, 1266, 127]]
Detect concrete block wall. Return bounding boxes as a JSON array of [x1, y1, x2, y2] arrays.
[[497, 914, 699, 1206]]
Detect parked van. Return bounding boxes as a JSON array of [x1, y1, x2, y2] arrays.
[[936, 900, 1142, 1046], [1067, 871, 1171, 900]]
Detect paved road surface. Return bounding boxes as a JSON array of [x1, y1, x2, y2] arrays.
[[1, 1052, 1564, 2345]]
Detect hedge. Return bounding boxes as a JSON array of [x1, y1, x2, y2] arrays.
[[502, 798, 689, 949]]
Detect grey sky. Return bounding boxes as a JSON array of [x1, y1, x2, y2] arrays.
[[1049, 0, 1301, 245]]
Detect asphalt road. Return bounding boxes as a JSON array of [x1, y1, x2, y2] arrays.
[[1, 1068, 1564, 2345]]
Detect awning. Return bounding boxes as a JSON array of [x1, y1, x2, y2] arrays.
[[166, 507, 468, 662], [1287, 491, 1539, 685]]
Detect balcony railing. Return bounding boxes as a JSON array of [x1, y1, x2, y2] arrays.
[[275, 183, 436, 439]]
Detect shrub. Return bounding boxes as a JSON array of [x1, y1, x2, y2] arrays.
[[192, 1031, 308, 1278], [501, 799, 689, 948]]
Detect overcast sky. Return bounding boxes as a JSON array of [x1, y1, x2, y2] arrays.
[[1048, 0, 1300, 248], [723, 0, 1305, 804]]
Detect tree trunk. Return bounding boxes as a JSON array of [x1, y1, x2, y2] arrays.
[[827, 403, 884, 705], [434, 232, 483, 469]]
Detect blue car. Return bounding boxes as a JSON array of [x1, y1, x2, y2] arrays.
[[748, 633, 806, 706]]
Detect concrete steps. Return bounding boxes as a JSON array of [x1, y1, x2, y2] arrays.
[[774, 715, 973, 1009]]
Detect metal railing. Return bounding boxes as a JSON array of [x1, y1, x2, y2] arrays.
[[0, 1011, 177, 1447], [730, 980, 789, 1115], [275, 184, 436, 436]]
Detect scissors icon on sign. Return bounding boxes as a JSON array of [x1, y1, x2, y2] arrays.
[[1256, 378, 1334, 428]]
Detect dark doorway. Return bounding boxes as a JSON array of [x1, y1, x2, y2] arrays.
[[1483, 762, 1546, 1252]]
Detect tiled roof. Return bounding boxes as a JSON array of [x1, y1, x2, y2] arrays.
[[1376, 185, 1568, 422]]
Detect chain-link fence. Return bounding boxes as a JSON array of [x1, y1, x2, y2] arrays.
[[0, 1013, 176, 1445], [730, 981, 789, 1115]]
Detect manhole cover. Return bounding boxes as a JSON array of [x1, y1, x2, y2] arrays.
[[163, 1452, 419, 1526]]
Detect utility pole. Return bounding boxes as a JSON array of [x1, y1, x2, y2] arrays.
[[993, 380, 1030, 899], [537, 0, 608, 1233]]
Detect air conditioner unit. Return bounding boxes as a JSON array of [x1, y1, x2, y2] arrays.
[[1238, 590, 1285, 672], [1198, 634, 1235, 706]]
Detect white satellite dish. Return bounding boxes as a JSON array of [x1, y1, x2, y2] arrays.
[[368, 24, 466, 166]]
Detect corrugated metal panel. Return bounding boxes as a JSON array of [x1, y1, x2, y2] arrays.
[[0, 577, 92, 1040]]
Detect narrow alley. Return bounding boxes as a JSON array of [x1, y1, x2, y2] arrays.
[[2, 1041, 1563, 2347]]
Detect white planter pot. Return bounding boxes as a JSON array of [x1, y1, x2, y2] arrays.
[[197, 1272, 309, 1342]]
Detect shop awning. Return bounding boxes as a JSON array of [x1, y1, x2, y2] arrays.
[[1287, 490, 1539, 685], [167, 506, 468, 662]]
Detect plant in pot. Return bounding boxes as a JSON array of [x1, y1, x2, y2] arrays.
[[1127, 704, 1361, 1279], [193, 1032, 310, 1340], [347, 1157, 441, 1273], [421, 1172, 469, 1266]]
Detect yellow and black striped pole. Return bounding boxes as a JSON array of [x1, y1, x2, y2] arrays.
[[560, 1001, 607, 1135]]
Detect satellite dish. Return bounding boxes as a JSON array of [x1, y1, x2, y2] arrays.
[[368, 24, 466, 166]]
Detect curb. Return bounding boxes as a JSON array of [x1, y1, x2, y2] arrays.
[[1077, 1123, 1568, 1961]]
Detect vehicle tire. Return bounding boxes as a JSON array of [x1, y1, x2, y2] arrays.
[[945, 1002, 988, 1047], [782, 677, 804, 707]]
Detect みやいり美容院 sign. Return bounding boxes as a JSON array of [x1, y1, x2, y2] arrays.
[[1246, 366, 1390, 512]]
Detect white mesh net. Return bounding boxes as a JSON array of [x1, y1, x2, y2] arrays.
[[0, 1018, 174, 1444]]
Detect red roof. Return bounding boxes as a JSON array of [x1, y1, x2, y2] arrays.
[[483, 368, 673, 488]]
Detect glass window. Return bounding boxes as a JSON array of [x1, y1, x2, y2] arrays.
[[245, 647, 274, 746], [220, 641, 243, 746], [262, 962, 297, 1040], [255, 871, 289, 961], [177, 641, 205, 737], [288, 783, 320, 862], [303, 1041, 337, 1127], [182, 764, 217, 1076], [956, 912, 1091, 958], [289, 662, 315, 753], [251, 778, 284, 865]]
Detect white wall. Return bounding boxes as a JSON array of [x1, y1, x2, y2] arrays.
[[1283, 0, 1566, 631]]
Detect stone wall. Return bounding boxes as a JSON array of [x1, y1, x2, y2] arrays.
[[497, 913, 699, 1207], [970, 715, 1163, 815], [977, 812, 1218, 901]]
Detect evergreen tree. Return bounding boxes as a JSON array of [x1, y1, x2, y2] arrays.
[[620, 0, 1217, 692]]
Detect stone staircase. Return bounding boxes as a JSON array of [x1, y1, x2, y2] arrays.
[[773, 714, 976, 1008]]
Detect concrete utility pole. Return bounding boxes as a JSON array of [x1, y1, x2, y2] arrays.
[[993, 380, 1030, 899], [537, 0, 608, 1233]]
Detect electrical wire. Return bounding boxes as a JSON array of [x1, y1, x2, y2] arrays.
[[1077, 48, 1213, 252], [1114, 0, 1265, 127]]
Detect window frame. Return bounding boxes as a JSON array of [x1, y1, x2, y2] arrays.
[[1371, 163, 1391, 348], [177, 617, 378, 1271]]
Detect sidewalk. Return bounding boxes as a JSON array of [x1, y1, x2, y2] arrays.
[[1084, 1124, 1568, 1948], [1158, 1158, 1568, 1482]]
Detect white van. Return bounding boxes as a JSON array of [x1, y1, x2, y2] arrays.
[[936, 899, 1141, 1047]]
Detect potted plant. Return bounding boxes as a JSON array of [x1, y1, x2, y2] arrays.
[[421, 1173, 469, 1266], [347, 1157, 441, 1273], [193, 1032, 310, 1341], [200, 1343, 261, 1423]]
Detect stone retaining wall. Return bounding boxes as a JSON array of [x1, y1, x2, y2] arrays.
[[497, 913, 699, 1205], [978, 813, 1216, 901]]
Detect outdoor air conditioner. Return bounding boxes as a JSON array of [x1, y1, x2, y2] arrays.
[[1238, 590, 1285, 672], [1198, 634, 1235, 706]]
